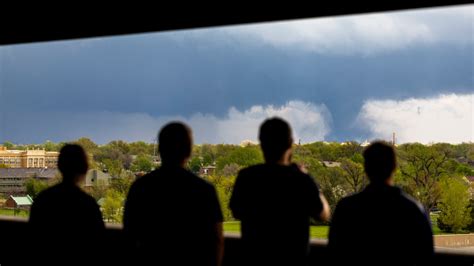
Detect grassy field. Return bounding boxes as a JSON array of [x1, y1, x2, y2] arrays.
[[310, 225, 330, 238], [0, 208, 29, 218], [225, 219, 449, 239], [224, 221, 330, 239], [0, 210, 459, 236], [224, 221, 241, 233]]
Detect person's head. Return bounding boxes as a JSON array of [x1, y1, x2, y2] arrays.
[[158, 122, 193, 166], [363, 141, 397, 185], [58, 144, 89, 184], [259, 117, 294, 164]]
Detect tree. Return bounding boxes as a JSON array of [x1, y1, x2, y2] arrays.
[[314, 165, 348, 212], [2, 141, 14, 149], [397, 143, 449, 211], [455, 163, 474, 176], [437, 177, 472, 233], [73, 137, 98, 154], [101, 189, 124, 223], [0, 164, 8, 168], [209, 175, 236, 221], [215, 184, 232, 221], [107, 140, 131, 155], [338, 141, 363, 159], [293, 144, 312, 160], [292, 145, 322, 175], [43, 140, 61, 151], [340, 158, 366, 193], [110, 172, 135, 196], [199, 144, 219, 166], [188, 156, 204, 174], [25, 177, 50, 199], [130, 155, 154, 173], [466, 200, 474, 232], [216, 146, 263, 170], [205, 175, 224, 186], [213, 144, 236, 162], [220, 163, 240, 177], [102, 159, 124, 178], [89, 179, 109, 201], [129, 141, 154, 156], [313, 142, 340, 162], [96, 143, 133, 170]]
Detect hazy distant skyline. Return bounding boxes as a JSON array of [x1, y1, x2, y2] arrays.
[[1, 5, 472, 144]]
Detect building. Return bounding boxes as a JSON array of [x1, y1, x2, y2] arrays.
[[84, 169, 112, 189], [0, 168, 112, 195], [0, 146, 59, 168], [4, 195, 33, 210], [240, 139, 258, 147], [151, 156, 161, 165], [322, 161, 341, 168], [199, 165, 217, 176], [0, 168, 58, 194]]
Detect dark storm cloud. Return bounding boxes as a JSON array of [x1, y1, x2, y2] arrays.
[[0, 5, 472, 143]]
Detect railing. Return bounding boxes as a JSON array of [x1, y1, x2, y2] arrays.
[[0, 216, 473, 265]]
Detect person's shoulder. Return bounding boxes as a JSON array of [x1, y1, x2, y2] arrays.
[[130, 169, 158, 188], [335, 192, 363, 211], [163, 166, 215, 191], [239, 164, 265, 175], [284, 164, 318, 187], [330, 195, 356, 224], [139, 169, 160, 180], [33, 183, 62, 203], [59, 183, 99, 207], [290, 164, 314, 179], [185, 169, 216, 191], [338, 193, 358, 206], [80, 189, 100, 206], [236, 164, 267, 182], [399, 188, 427, 214]]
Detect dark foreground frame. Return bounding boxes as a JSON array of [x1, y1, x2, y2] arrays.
[[0, 217, 472, 265]]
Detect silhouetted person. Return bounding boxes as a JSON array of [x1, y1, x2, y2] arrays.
[[123, 122, 224, 266], [328, 141, 433, 266], [29, 144, 105, 264], [229, 117, 330, 266]]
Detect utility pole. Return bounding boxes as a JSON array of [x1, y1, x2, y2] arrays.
[[152, 136, 158, 157]]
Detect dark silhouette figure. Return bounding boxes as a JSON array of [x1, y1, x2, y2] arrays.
[[123, 122, 224, 266], [29, 144, 105, 263], [328, 141, 434, 266], [229, 117, 330, 266]]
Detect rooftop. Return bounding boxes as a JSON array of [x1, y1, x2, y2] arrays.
[[9, 195, 33, 206], [0, 168, 58, 179]]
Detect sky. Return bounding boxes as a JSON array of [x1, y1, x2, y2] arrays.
[[0, 5, 473, 145]]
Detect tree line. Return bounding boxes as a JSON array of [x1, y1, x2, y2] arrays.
[[4, 139, 474, 233]]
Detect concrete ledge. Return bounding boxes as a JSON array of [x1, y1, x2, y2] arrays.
[[435, 234, 474, 248], [1, 217, 473, 265]]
